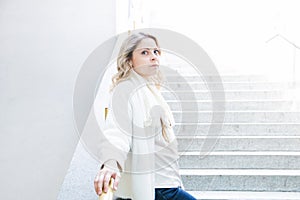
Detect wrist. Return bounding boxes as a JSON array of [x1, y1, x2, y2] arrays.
[[102, 160, 120, 172]]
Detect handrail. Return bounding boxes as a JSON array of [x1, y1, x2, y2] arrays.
[[266, 34, 300, 88]]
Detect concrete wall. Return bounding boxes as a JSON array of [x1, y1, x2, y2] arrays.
[[0, 0, 116, 199]]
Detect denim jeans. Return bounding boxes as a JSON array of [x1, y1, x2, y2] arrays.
[[115, 187, 196, 200], [155, 187, 197, 200]]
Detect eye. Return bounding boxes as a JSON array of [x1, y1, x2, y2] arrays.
[[154, 49, 160, 55], [141, 50, 148, 55]]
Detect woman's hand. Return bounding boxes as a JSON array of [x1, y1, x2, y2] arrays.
[[94, 162, 121, 196]]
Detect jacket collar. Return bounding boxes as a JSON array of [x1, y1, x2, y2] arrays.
[[129, 68, 155, 87]]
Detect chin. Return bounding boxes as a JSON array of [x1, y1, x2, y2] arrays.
[[151, 69, 159, 75]]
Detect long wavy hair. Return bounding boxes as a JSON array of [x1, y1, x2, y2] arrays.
[[109, 32, 171, 142], [109, 32, 165, 92]]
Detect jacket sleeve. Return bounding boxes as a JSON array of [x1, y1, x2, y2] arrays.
[[98, 90, 133, 171]]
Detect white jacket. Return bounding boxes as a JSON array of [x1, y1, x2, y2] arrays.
[[98, 69, 174, 200]]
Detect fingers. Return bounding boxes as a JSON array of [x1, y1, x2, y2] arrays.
[[94, 172, 104, 195], [94, 167, 121, 195], [111, 172, 121, 191], [103, 172, 111, 193], [94, 174, 100, 195]]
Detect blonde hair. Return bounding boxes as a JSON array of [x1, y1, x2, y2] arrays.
[[109, 32, 170, 142], [109, 32, 164, 92]]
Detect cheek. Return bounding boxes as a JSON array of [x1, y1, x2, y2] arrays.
[[132, 57, 146, 67], [131, 55, 139, 66]]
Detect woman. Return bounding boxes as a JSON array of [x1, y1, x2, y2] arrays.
[[94, 32, 196, 200]]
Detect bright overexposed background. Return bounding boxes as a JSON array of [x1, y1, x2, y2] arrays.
[[117, 0, 300, 81]]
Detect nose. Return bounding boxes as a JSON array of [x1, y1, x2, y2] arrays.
[[150, 52, 159, 62]]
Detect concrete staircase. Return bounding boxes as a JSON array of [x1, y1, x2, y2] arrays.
[[162, 74, 300, 200], [58, 72, 300, 200]]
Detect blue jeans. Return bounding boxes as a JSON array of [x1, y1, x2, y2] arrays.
[[155, 187, 197, 200], [115, 187, 196, 200]]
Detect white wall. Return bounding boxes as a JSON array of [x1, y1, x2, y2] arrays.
[[0, 0, 116, 199]]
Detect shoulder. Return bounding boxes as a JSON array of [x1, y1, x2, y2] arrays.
[[108, 78, 137, 104]]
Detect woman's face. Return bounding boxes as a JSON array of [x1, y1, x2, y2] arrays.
[[131, 38, 160, 77]]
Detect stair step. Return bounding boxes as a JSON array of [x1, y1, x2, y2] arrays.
[[162, 90, 285, 100], [187, 191, 300, 200], [164, 75, 267, 82], [178, 151, 300, 169], [179, 169, 300, 192], [168, 100, 294, 111], [174, 123, 300, 136], [177, 136, 300, 151], [166, 82, 294, 90], [180, 169, 300, 176], [173, 111, 300, 123]]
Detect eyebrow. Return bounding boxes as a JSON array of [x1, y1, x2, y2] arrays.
[[135, 47, 160, 51]]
